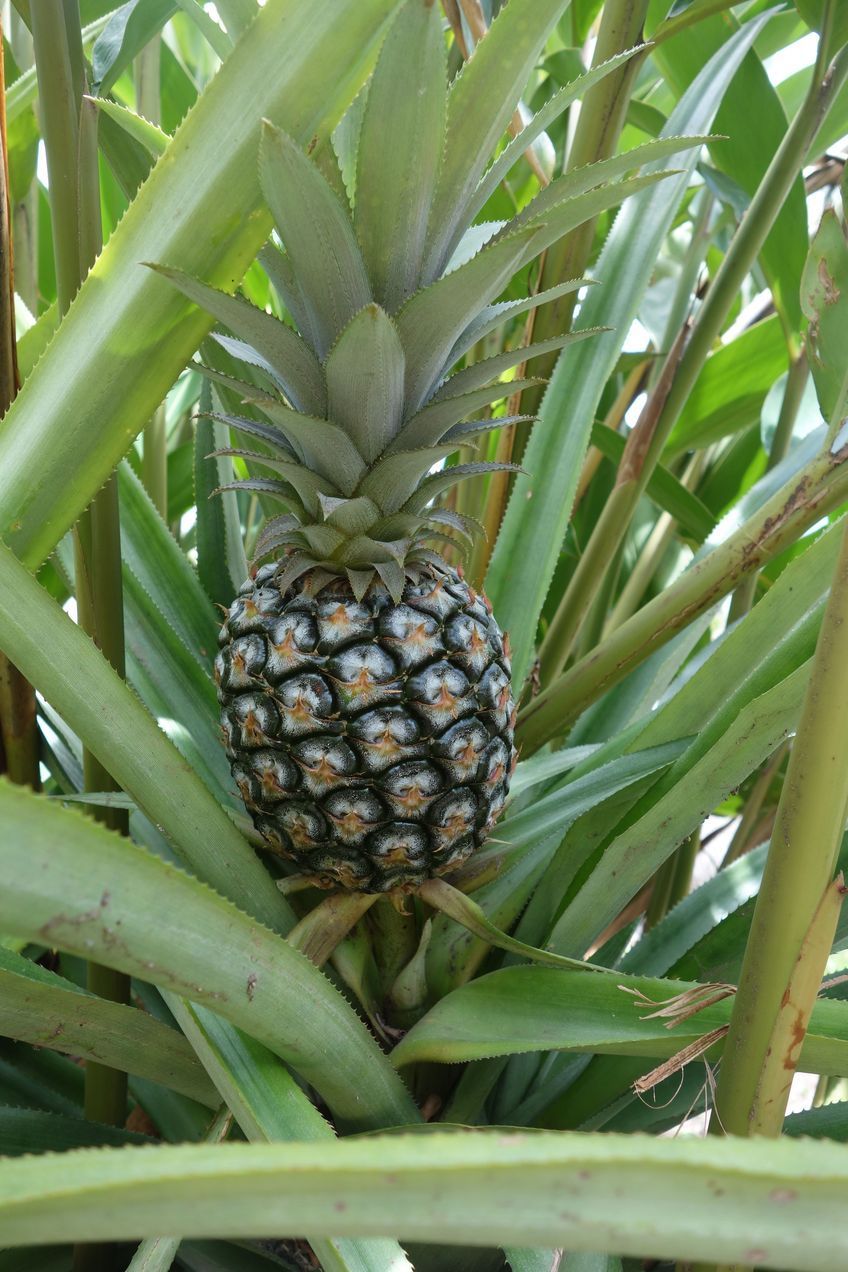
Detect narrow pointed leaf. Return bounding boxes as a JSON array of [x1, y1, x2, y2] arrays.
[[0, 0, 401, 568], [0, 949, 218, 1107], [259, 244, 321, 354], [449, 279, 594, 365], [259, 120, 371, 357], [434, 331, 600, 402], [150, 265, 327, 415], [359, 446, 456, 513], [325, 305, 406, 462], [405, 462, 522, 512], [7, 1133, 848, 1268], [466, 49, 644, 225], [354, 0, 446, 308], [392, 965, 848, 1073], [486, 15, 772, 685], [511, 137, 711, 234], [425, 0, 569, 275], [240, 400, 367, 492], [393, 378, 542, 452], [396, 227, 543, 412]]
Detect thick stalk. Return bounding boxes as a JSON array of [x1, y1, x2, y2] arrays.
[[0, 24, 38, 790], [513, 0, 651, 461], [32, 2, 129, 1149], [517, 440, 848, 753], [7, 10, 37, 315], [136, 37, 168, 519], [711, 514, 848, 1141]]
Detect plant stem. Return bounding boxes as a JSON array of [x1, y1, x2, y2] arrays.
[[32, 1, 130, 1147], [7, 10, 37, 315], [711, 513, 848, 1140], [513, 0, 651, 462], [0, 26, 39, 790], [517, 439, 848, 753]]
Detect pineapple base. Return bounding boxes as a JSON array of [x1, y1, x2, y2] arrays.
[[215, 562, 516, 893]]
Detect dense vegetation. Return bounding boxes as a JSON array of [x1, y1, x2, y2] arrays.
[[2, 1, 848, 1269]]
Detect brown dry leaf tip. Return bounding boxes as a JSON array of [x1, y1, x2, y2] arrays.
[[619, 982, 737, 1028], [632, 1026, 730, 1097]]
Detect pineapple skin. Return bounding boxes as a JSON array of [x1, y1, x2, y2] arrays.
[[215, 560, 516, 893]]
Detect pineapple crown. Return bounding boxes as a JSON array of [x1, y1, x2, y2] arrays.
[[152, 0, 704, 602]]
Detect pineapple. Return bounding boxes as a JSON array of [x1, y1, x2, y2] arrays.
[[155, 0, 677, 892]]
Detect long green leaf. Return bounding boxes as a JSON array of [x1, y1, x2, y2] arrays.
[[0, 949, 218, 1107], [259, 120, 371, 359], [5, 1132, 848, 1269], [354, 0, 445, 310], [393, 965, 848, 1074], [0, 781, 418, 1133], [0, 0, 402, 569], [425, 0, 569, 275]]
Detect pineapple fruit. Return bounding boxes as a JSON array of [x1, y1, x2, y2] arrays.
[[156, 0, 675, 892]]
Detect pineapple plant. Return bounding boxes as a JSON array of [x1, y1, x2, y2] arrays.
[[155, 0, 677, 895]]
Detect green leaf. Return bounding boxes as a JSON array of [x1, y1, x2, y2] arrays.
[[393, 964, 848, 1073], [449, 278, 592, 365], [466, 49, 642, 226], [164, 1003, 411, 1272], [0, 1106, 151, 1155], [325, 305, 406, 463], [259, 120, 371, 358], [666, 314, 789, 455], [506, 1248, 563, 1272], [151, 266, 328, 416], [425, 0, 570, 276], [512, 135, 711, 234], [434, 330, 599, 402], [0, 0, 403, 569], [395, 378, 542, 451], [90, 97, 171, 158], [552, 663, 809, 958], [0, 948, 218, 1107], [485, 13, 774, 686], [241, 399, 367, 494], [589, 423, 716, 541], [358, 445, 456, 514], [195, 393, 246, 609], [0, 540, 291, 934], [121, 464, 221, 666], [0, 781, 419, 1133], [354, 0, 446, 310], [397, 227, 543, 413], [653, 13, 808, 333], [92, 0, 178, 94], [7, 1132, 848, 1267], [801, 208, 848, 423]]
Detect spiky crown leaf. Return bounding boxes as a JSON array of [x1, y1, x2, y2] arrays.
[[153, 0, 707, 601]]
